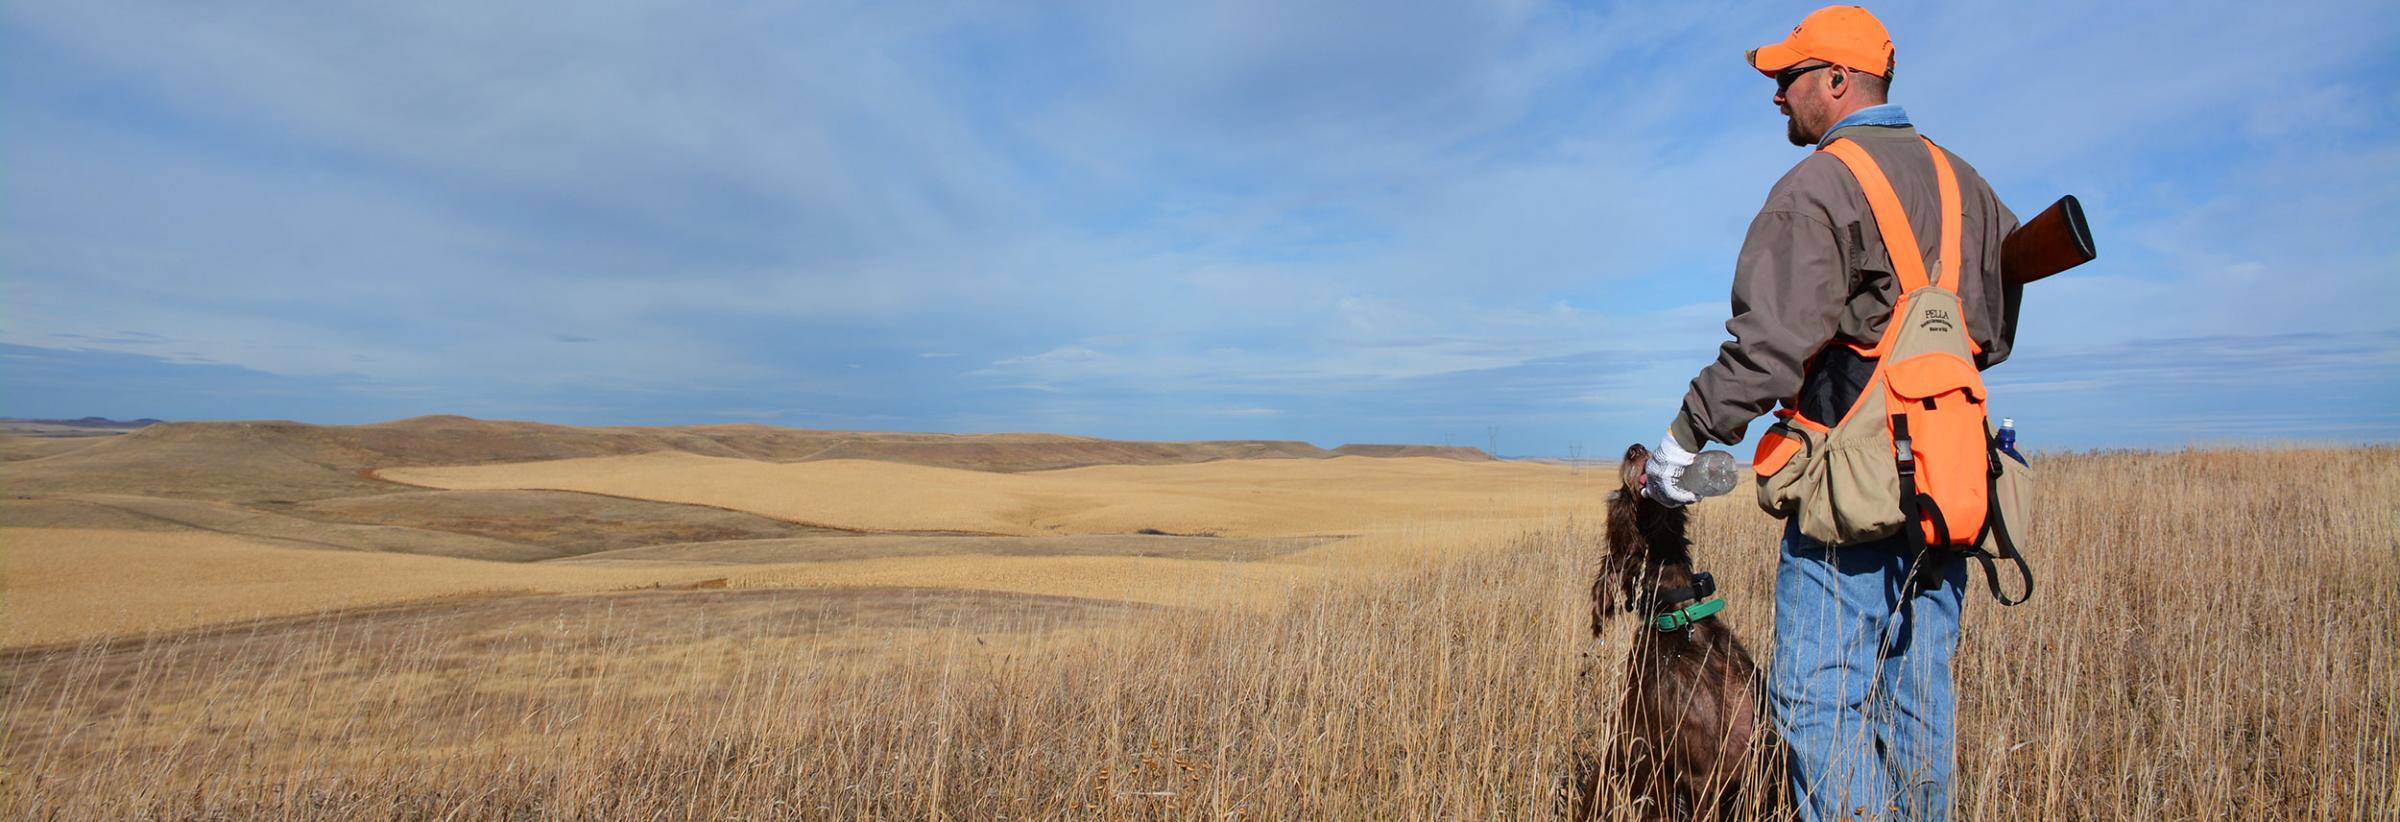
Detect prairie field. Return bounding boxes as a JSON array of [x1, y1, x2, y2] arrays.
[[1, 423, 2394, 819]]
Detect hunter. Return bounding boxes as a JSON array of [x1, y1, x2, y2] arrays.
[[1641, 6, 2023, 820]]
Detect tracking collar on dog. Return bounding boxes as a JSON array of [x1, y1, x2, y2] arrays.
[[1650, 571, 1716, 607], [1652, 598, 1725, 632], [1650, 571, 1725, 632]]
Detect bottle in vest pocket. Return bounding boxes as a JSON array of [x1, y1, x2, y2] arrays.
[[1997, 418, 2027, 466]]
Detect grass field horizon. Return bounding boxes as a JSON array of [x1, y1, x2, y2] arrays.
[[2, 418, 2393, 818]]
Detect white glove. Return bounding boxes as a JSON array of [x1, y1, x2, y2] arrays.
[[1643, 431, 1700, 507]]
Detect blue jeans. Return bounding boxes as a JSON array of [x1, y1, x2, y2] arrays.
[[1770, 519, 1967, 821]]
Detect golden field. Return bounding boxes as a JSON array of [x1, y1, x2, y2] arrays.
[[1, 421, 2394, 819], [376, 451, 1576, 538]]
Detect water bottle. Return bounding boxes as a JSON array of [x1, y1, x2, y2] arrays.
[[1682, 449, 1742, 497], [1996, 418, 2028, 466]]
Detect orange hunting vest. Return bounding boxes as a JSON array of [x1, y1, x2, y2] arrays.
[[1752, 136, 2034, 603]]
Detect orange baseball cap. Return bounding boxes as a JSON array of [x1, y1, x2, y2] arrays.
[[1746, 5, 1894, 78]]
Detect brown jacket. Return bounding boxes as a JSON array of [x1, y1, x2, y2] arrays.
[[1670, 123, 2022, 450]]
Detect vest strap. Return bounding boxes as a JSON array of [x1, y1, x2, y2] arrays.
[[1821, 139, 1933, 294], [1817, 136, 1968, 356], [1927, 140, 1963, 290]]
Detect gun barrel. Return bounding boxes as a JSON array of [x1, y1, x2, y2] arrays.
[[2001, 195, 2095, 286]]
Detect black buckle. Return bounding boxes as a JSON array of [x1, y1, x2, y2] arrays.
[[1643, 571, 1720, 614], [1891, 415, 1916, 473]]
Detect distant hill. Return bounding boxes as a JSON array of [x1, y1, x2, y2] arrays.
[[0, 417, 166, 436], [1330, 444, 1496, 461], [1, 416, 166, 429], [0, 415, 1492, 503]]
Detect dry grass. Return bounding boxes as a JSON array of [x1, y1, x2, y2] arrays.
[[0, 527, 1339, 648], [3, 447, 2394, 819], [5, 453, 1584, 646], [379, 452, 1585, 537], [0, 494, 563, 562], [558, 532, 1331, 565], [0, 434, 114, 462], [0, 528, 740, 647], [286, 489, 854, 555]]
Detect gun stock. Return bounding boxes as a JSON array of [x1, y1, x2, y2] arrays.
[[2001, 195, 2095, 286]]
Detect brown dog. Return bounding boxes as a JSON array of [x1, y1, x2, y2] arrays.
[[1582, 443, 1776, 821]]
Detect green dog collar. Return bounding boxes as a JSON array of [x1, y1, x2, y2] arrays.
[[1651, 598, 1726, 632]]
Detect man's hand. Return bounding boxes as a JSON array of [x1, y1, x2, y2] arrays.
[[1643, 432, 1701, 507]]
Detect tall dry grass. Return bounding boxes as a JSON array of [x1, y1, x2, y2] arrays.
[[4, 447, 2394, 819]]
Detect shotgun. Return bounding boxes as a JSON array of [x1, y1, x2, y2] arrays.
[[2001, 195, 2096, 286]]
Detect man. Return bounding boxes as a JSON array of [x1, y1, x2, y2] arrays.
[[1639, 6, 2021, 820]]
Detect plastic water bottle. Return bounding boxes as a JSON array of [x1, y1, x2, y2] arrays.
[[1683, 450, 1742, 497], [1997, 418, 2028, 466]]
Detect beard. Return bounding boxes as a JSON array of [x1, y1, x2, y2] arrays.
[[1786, 114, 1813, 147]]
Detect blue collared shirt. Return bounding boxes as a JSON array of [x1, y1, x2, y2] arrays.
[[1818, 103, 1910, 146]]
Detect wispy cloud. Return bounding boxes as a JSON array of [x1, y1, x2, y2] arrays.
[[1, 1, 2393, 452]]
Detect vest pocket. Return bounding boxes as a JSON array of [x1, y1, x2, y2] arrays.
[[1884, 352, 1991, 545], [1754, 414, 1826, 520], [1758, 400, 1909, 547], [1979, 418, 2033, 555], [1753, 413, 1825, 477], [1815, 438, 1906, 544]]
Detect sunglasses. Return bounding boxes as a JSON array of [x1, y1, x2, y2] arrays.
[[1774, 63, 1834, 93]]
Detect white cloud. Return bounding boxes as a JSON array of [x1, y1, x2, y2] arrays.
[[2, 0, 2393, 447]]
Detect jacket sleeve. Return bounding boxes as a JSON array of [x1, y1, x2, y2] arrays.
[[1670, 208, 1850, 449], [1973, 195, 2023, 369]]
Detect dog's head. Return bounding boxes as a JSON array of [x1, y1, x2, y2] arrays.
[[1591, 442, 1695, 633], [1618, 442, 1653, 496]]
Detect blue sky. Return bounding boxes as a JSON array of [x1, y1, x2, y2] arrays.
[[3, 1, 2394, 454]]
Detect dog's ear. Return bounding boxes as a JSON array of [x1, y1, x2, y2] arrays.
[[1619, 443, 1649, 496], [1590, 556, 1620, 635]]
